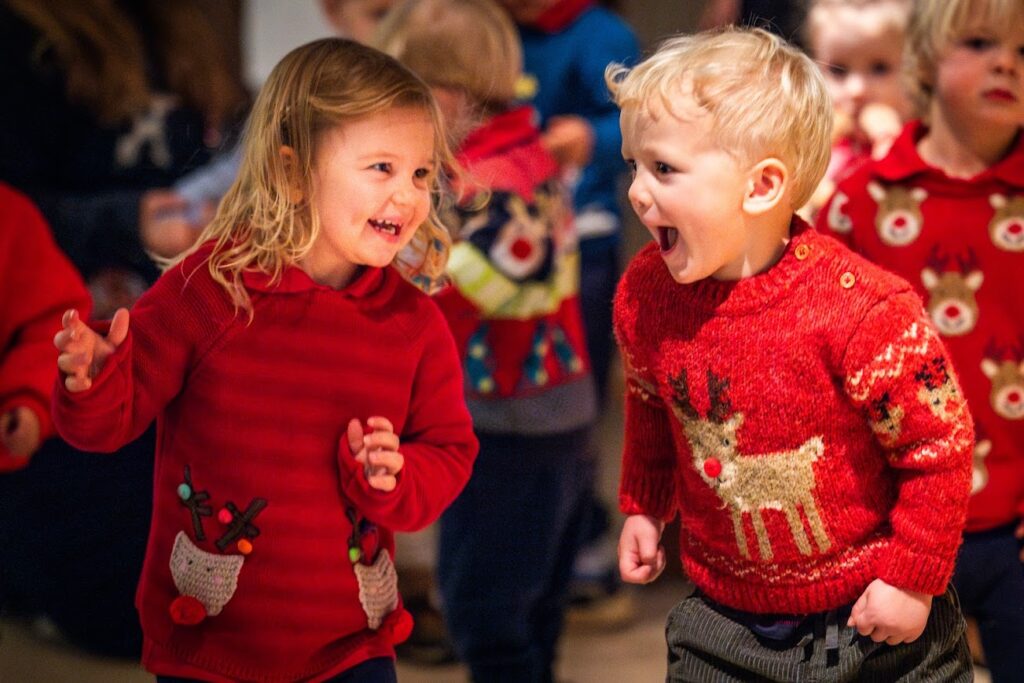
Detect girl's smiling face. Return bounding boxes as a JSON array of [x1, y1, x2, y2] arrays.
[[302, 106, 436, 288]]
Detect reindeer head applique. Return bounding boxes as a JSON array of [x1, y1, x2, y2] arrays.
[[866, 392, 905, 447], [914, 356, 964, 422], [868, 182, 927, 247], [981, 339, 1024, 420], [667, 368, 830, 562], [920, 246, 983, 337], [988, 194, 1024, 252]]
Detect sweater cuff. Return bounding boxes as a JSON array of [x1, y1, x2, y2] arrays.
[[878, 544, 955, 596]]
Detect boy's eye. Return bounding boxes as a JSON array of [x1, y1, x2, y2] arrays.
[[963, 36, 992, 51], [370, 162, 392, 173], [655, 161, 674, 174], [625, 159, 637, 176], [826, 63, 848, 78]]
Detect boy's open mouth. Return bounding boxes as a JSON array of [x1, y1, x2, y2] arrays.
[[658, 226, 679, 252], [369, 218, 401, 237]]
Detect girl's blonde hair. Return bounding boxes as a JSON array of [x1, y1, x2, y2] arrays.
[[606, 28, 833, 209], [906, 0, 1024, 113], [186, 38, 455, 311], [374, 0, 522, 110]]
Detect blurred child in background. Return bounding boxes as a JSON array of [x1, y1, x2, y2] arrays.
[[379, 1, 598, 679], [817, 0, 1024, 679], [52, 38, 477, 682]]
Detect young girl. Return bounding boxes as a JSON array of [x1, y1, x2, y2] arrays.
[[52, 38, 478, 683], [378, 1, 597, 680], [818, 1, 1023, 679]]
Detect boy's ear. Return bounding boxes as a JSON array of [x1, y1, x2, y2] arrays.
[[279, 145, 305, 204], [742, 158, 788, 215]]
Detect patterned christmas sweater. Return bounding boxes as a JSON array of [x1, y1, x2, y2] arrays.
[[52, 245, 478, 682], [614, 219, 973, 614], [818, 121, 1024, 533], [0, 182, 90, 471], [435, 106, 596, 435]]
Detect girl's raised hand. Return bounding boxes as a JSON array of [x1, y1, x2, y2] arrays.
[[54, 308, 130, 392], [346, 416, 404, 492]]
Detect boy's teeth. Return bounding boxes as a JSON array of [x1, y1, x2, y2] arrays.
[[658, 227, 678, 252]]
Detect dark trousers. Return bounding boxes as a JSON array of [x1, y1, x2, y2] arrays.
[[578, 243, 618, 407], [155, 656, 397, 682], [665, 588, 971, 682], [0, 430, 153, 657], [952, 522, 1024, 683], [438, 429, 590, 683]]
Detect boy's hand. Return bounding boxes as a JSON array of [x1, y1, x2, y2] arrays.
[[346, 416, 404, 492], [542, 115, 594, 170], [1, 406, 41, 458], [848, 578, 933, 644], [140, 189, 208, 259], [618, 514, 666, 584], [53, 308, 130, 392]]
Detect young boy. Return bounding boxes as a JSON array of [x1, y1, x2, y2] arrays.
[[817, 1, 1024, 679], [610, 28, 974, 680]]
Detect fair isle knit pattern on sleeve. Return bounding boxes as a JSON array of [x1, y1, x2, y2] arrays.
[[818, 121, 1024, 533], [613, 219, 973, 614], [52, 245, 478, 682]]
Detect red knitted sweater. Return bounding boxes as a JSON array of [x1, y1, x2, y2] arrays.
[[0, 182, 90, 471], [52, 246, 478, 682], [818, 122, 1024, 533], [614, 219, 973, 614]]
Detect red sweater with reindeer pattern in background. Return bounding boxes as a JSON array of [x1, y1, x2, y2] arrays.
[[615, 218, 973, 614], [817, 121, 1024, 534]]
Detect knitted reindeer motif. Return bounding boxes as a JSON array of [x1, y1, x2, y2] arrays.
[[981, 339, 1024, 420], [972, 436, 992, 495], [866, 392, 905, 446], [920, 246, 983, 337], [868, 182, 927, 246], [668, 369, 830, 562], [914, 356, 963, 422], [988, 194, 1024, 252]]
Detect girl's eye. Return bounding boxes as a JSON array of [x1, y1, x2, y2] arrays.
[[371, 162, 392, 173], [869, 61, 893, 76], [655, 161, 674, 174], [414, 167, 431, 180]]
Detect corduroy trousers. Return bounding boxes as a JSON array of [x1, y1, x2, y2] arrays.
[[664, 586, 971, 682]]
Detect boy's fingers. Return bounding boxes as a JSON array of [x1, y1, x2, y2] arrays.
[[346, 419, 365, 457], [365, 416, 393, 433], [107, 308, 130, 347]]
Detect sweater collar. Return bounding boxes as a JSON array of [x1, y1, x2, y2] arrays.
[[458, 106, 540, 164], [242, 261, 387, 298], [528, 0, 593, 32], [670, 216, 820, 316], [875, 120, 1024, 189]]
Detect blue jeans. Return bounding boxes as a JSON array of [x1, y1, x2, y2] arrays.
[[155, 655, 397, 682], [952, 522, 1024, 683], [438, 429, 590, 683]]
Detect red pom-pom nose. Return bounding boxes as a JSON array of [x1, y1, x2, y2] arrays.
[[169, 595, 207, 625], [703, 457, 722, 478]]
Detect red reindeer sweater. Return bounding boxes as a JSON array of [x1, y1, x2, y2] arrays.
[[0, 182, 90, 471], [615, 220, 973, 614], [52, 246, 478, 682], [818, 122, 1024, 533]]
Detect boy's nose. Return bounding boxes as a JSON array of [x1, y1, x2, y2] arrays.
[[991, 44, 1021, 74], [628, 180, 652, 215]]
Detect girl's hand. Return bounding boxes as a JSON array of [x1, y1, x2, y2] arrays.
[[848, 578, 933, 644], [346, 416, 404, 492], [53, 308, 130, 392], [618, 514, 666, 584], [1, 406, 41, 457]]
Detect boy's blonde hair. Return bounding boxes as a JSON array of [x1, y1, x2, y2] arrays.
[[186, 38, 455, 311], [805, 0, 912, 51], [374, 0, 522, 110], [906, 0, 1024, 113], [606, 28, 833, 209]]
